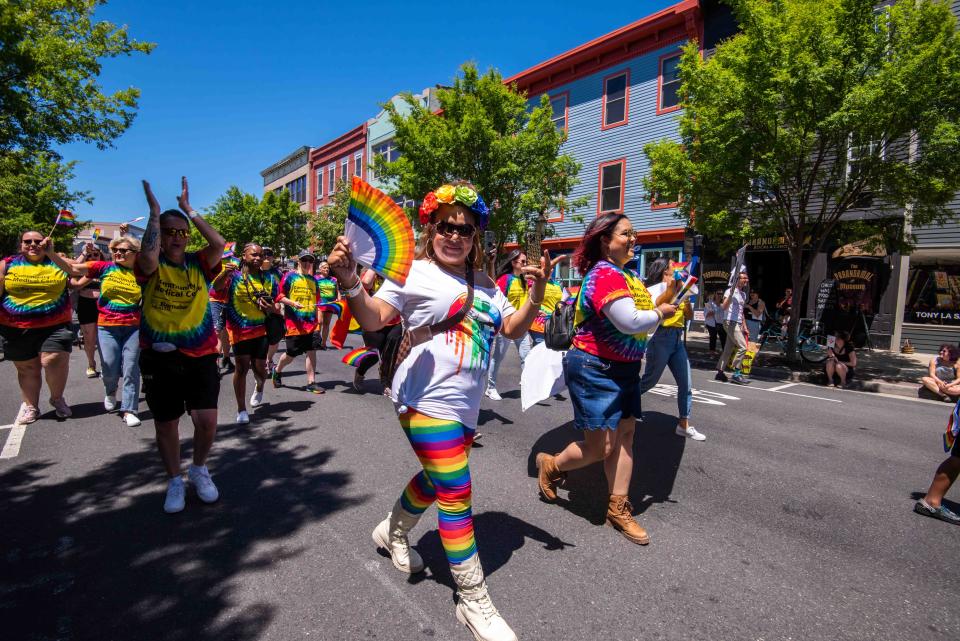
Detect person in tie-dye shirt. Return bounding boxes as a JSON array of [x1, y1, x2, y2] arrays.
[[328, 181, 550, 640], [273, 250, 323, 394], [536, 213, 678, 547], [314, 259, 338, 350], [212, 242, 280, 425], [0, 231, 78, 425], [64, 236, 145, 426], [136, 177, 226, 515]]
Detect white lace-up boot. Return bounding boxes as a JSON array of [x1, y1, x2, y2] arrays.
[[371, 500, 424, 573], [451, 554, 518, 641]]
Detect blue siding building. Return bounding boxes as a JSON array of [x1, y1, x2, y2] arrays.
[[507, 0, 703, 282]]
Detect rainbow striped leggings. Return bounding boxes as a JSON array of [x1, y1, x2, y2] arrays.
[[398, 408, 477, 566]]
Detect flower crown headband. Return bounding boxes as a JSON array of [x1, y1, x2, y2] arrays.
[[418, 184, 490, 229]]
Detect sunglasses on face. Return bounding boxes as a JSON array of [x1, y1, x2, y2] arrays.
[[300, 258, 314, 263], [22, 239, 43, 246], [161, 228, 189, 238], [435, 221, 476, 239], [263, 251, 274, 257], [113, 248, 136, 255]]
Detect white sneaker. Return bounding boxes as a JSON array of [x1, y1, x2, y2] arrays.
[[676, 425, 706, 441], [485, 387, 502, 401], [250, 389, 264, 408], [104, 395, 118, 412], [14, 402, 39, 425], [164, 477, 186, 513], [123, 413, 141, 427], [188, 464, 219, 503], [236, 410, 250, 424]]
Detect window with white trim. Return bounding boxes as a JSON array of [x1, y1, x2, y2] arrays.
[[328, 164, 335, 194], [354, 153, 362, 177], [316, 169, 323, 199]]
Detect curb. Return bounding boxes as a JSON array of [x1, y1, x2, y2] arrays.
[[688, 355, 924, 400]]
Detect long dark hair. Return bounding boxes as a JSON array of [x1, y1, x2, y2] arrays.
[[496, 249, 522, 278], [572, 213, 626, 275], [644, 257, 670, 288]]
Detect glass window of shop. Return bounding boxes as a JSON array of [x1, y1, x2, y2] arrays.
[[636, 247, 683, 280], [903, 255, 960, 326]]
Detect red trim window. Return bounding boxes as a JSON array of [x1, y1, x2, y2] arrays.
[[597, 159, 626, 214], [650, 194, 678, 210], [657, 52, 682, 115], [601, 70, 629, 130], [548, 92, 569, 133], [547, 207, 564, 223]]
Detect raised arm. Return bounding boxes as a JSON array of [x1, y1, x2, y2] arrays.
[[41, 238, 86, 278], [137, 180, 162, 276], [327, 236, 399, 330], [501, 250, 549, 339], [178, 177, 224, 270]]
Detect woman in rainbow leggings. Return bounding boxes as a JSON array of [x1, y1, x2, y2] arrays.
[[328, 182, 549, 641]]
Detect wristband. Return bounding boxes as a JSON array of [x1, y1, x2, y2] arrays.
[[186, 209, 199, 220], [655, 308, 664, 322], [342, 278, 364, 299]]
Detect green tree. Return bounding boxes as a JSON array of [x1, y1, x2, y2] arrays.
[[372, 63, 585, 263], [643, 0, 960, 357], [191, 187, 309, 260], [0, 0, 154, 249], [310, 178, 350, 257]]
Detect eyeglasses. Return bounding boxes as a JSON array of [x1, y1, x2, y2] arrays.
[[263, 251, 274, 257], [112, 248, 136, 255], [161, 228, 189, 238], [617, 230, 636, 238], [436, 221, 476, 239], [21, 239, 43, 246]]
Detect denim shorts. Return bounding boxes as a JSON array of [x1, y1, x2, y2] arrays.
[[563, 347, 642, 430], [209, 301, 227, 332]]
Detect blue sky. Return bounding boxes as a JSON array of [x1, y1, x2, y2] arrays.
[[59, 0, 677, 222]]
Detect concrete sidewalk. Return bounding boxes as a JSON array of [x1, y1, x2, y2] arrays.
[[684, 328, 947, 401]]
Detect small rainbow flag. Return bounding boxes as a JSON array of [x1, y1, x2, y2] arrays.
[[345, 176, 415, 286], [944, 400, 960, 453], [223, 241, 236, 259], [56, 210, 77, 227], [91, 227, 102, 241], [341, 347, 378, 369], [318, 300, 344, 317]]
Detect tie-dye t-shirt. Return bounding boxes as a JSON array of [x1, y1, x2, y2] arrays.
[[224, 270, 278, 345], [85, 261, 141, 326], [496, 273, 528, 310], [376, 260, 516, 429], [529, 280, 569, 335], [0, 255, 71, 329], [281, 271, 319, 335], [572, 261, 653, 362], [137, 252, 220, 357], [315, 276, 338, 304]]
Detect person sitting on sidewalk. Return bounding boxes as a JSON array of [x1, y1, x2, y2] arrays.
[[824, 331, 856, 388], [921, 344, 960, 402]]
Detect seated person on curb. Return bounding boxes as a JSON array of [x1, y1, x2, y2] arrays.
[[921, 344, 960, 402], [825, 331, 856, 388]]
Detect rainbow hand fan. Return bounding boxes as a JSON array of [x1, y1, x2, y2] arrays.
[[342, 347, 379, 369], [318, 300, 344, 317], [345, 176, 415, 286]]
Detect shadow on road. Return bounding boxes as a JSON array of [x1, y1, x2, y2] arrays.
[[409, 511, 572, 591], [0, 425, 365, 641], [527, 412, 687, 524]]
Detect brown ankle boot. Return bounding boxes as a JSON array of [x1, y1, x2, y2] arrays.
[[606, 495, 650, 545], [536, 453, 564, 502]]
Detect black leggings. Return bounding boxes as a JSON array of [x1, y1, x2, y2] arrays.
[[357, 324, 402, 376], [707, 324, 727, 351]]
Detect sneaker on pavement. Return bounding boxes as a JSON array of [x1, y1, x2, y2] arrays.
[[188, 464, 219, 503], [485, 387, 503, 401], [50, 397, 72, 418], [85, 367, 98, 378], [250, 389, 264, 408], [14, 402, 39, 425], [715, 370, 728, 382], [123, 412, 141, 427], [236, 410, 250, 425], [271, 369, 282, 388], [677, 425, 706, 441], [731, 374, 750, 385], [164, 477, 186, 514], [353, 371, 364, 393], [305, 383, 325, 394], [914, 499, 960, 525], [104, 395, 118, 412]]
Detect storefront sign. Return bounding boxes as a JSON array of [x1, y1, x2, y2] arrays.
[[814, 279, 838, 323], [701, 264, 729, 294], [831, 260, 878, 314], [906, 310, 960, 324]]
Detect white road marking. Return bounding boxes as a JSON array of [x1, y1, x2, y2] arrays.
[[0, 423, 17, 431], [767, 383, 797, 392], [648, 383, 740, 406], [0, 424, 27, 459], [707, 379, 842, 403]]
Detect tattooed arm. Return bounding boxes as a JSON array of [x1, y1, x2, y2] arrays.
[[137, 180, 162, 277]]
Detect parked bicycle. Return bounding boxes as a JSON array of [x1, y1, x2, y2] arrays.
[[756, 318, 830, 364]]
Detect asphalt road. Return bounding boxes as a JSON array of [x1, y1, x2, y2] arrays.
[[1, 341, 958, 641]]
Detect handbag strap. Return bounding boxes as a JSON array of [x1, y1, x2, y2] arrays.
[[407, 267, 475, 347]]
